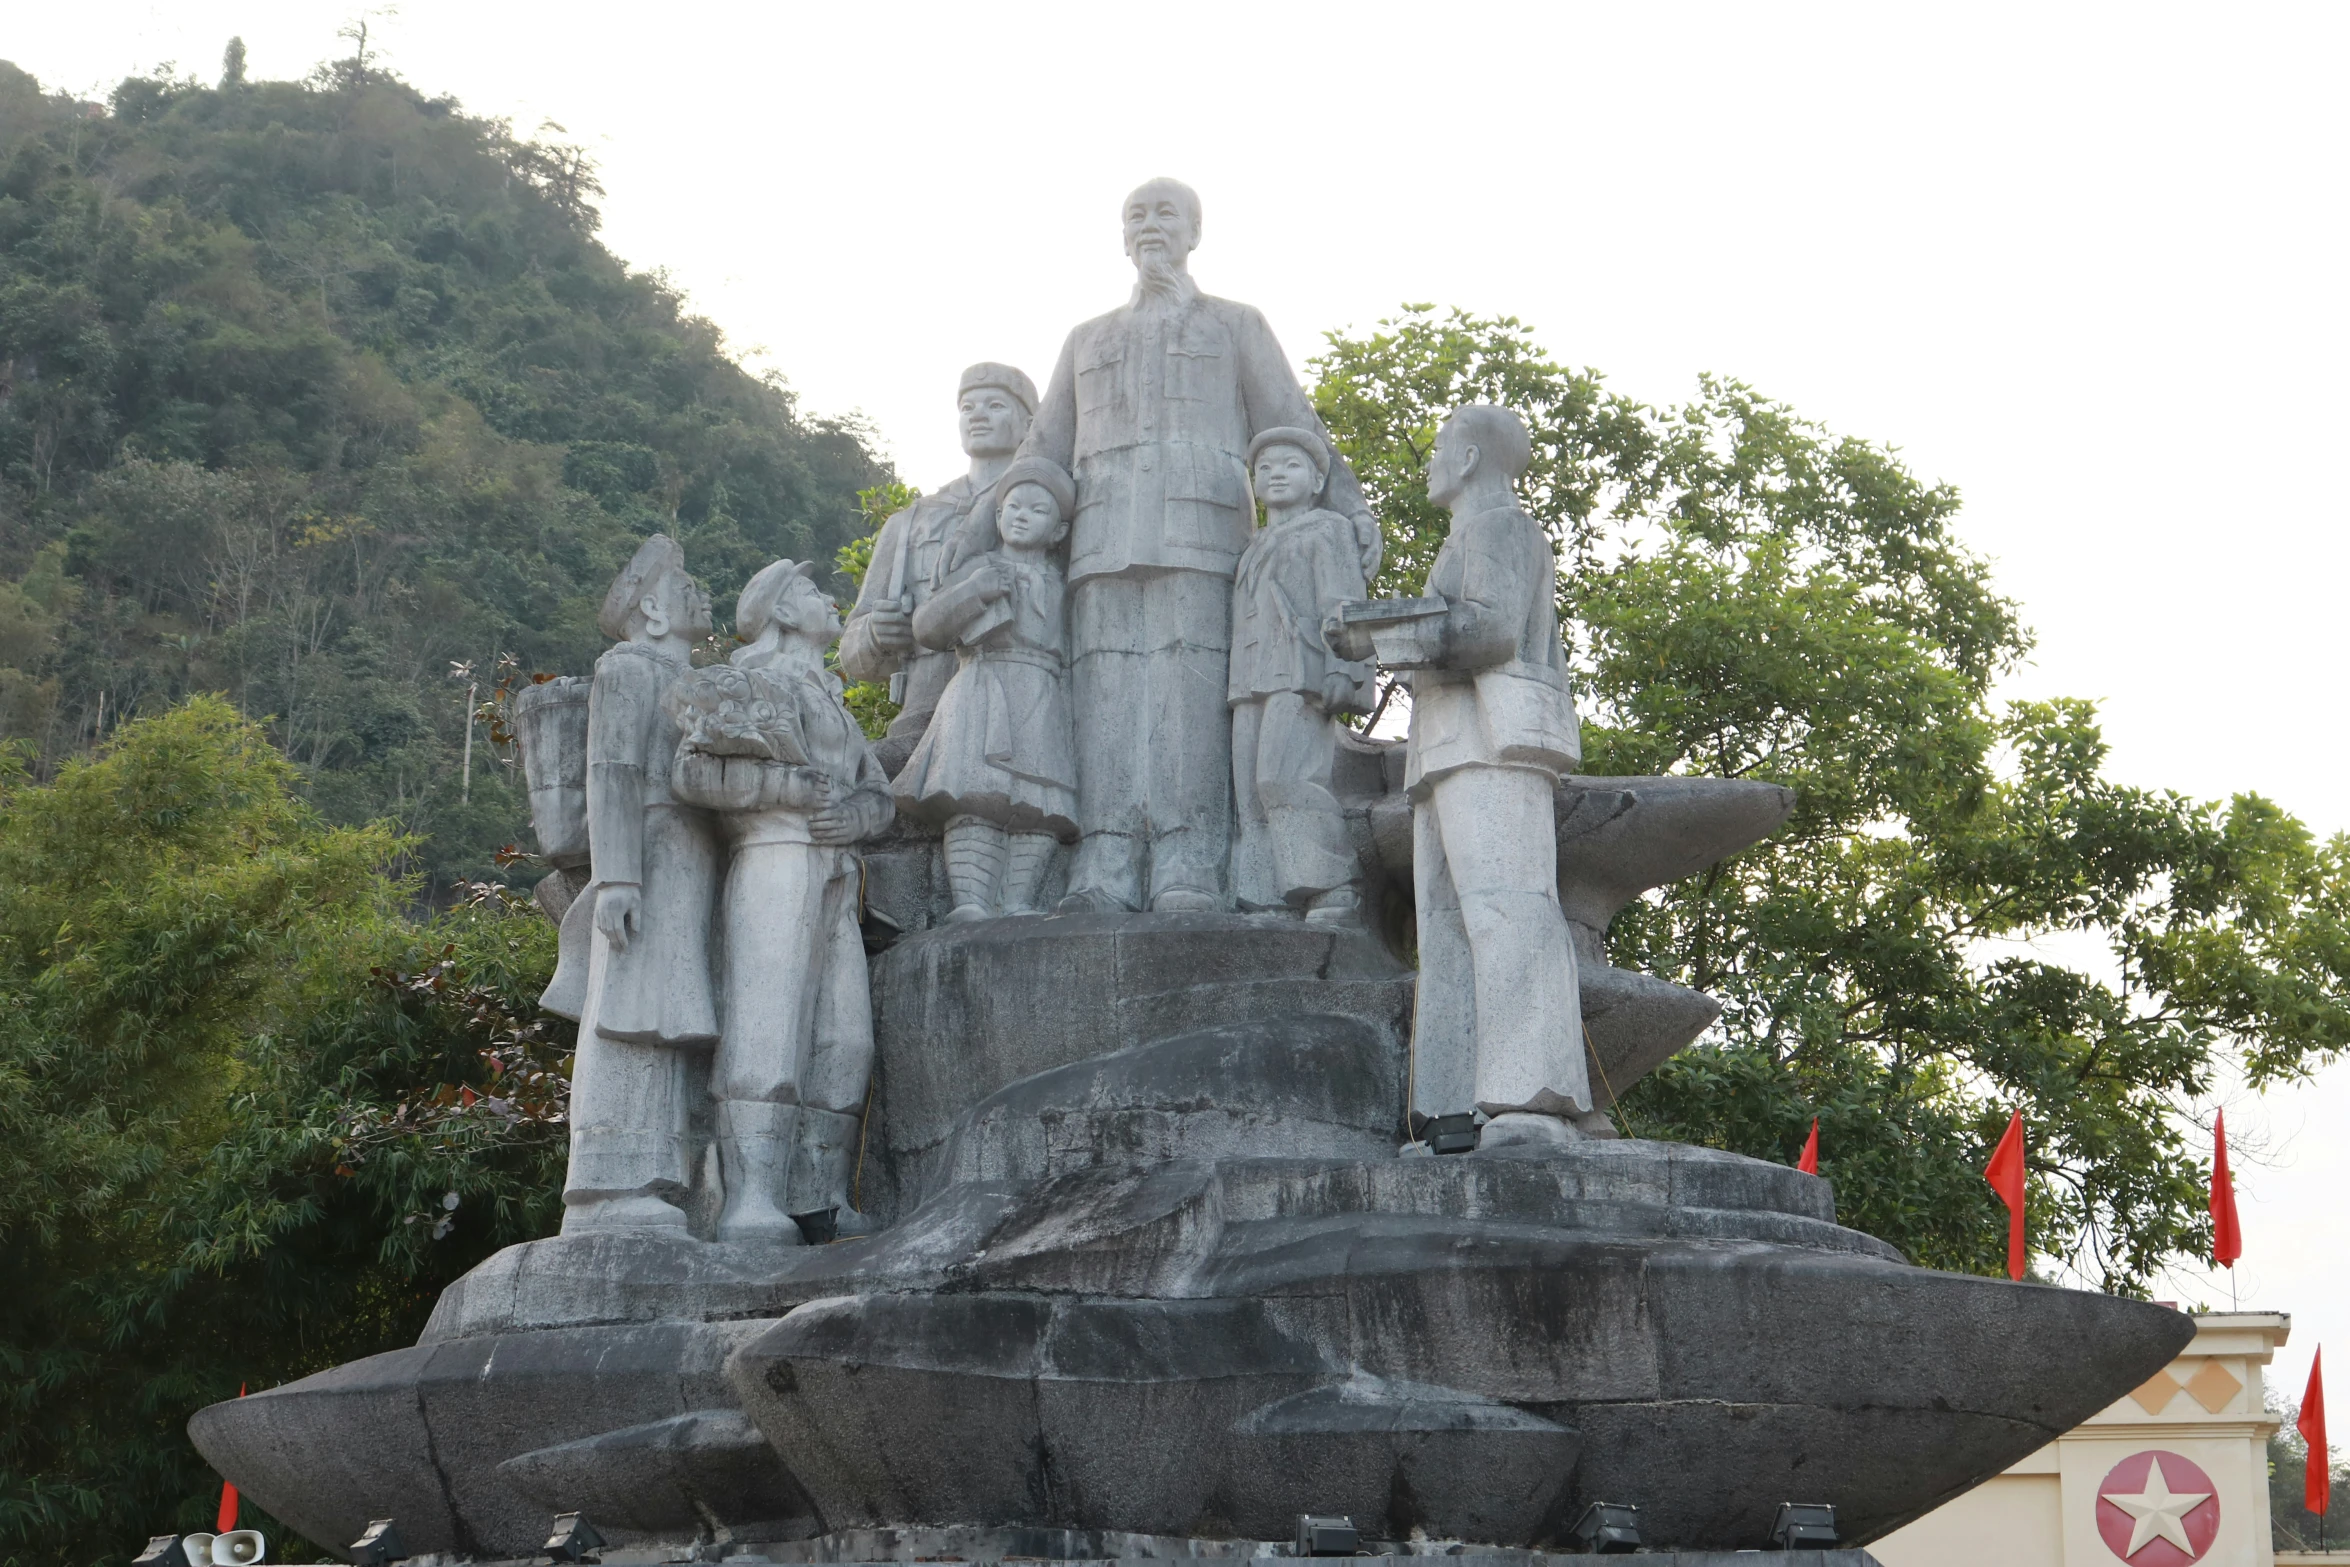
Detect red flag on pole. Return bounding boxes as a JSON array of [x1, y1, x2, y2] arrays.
[[1984, 1111, 2027, 1281], [216, 1384, 245, 1531], [2210, 1109, 2242, 1268], [1797, 1118, 1819, 1175], [2303, 1349, 2330, 1519]]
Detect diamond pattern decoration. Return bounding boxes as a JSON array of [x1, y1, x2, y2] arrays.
[[2185, 1358, 2243, 1414], [2131, 1368, 2182, 1414]]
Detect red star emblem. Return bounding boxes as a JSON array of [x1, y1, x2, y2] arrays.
[[2096, 1450, 2221, 1565]]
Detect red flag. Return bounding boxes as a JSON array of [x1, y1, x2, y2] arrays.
[[1984, 1111, 2027, 1281], [216, 1384, 245, 1531], [2211, 1109, 2242, 1268], [2303, 1349, 2330, 1518], [1797, 1118, 1819, 1175]]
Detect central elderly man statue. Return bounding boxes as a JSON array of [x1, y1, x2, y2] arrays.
[[1016, 178, 1379, 913], [840, 363, 1038, 776]]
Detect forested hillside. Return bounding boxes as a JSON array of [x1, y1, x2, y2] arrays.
[[0, 49, 889, 888]]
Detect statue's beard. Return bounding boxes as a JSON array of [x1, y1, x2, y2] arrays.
[[1134, 246, 1185, 300]]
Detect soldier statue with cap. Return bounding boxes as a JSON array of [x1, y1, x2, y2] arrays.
[[840, 362, 1038, 775]]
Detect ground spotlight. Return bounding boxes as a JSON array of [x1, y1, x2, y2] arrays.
[[542, 1511, 605, 1564], [1570, 1501, 1643, 1554], [1414, 1112, 1479, 1155], [1770, 1502, 1840, 1550], [133, 1536, 193, 1567], [349, 1519, 409, 1567], [1293, 1514, 1358, 1556]]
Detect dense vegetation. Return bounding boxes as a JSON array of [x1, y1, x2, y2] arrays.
[[0, 699, 569, 1567], [3, 46, 2345, 1567], [1314, 308, 2350, 1288], [0, 48, 888, 891]]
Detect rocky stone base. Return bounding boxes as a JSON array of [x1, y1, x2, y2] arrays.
[[191, 918, 2183, 1564], [391, 1538, 1886, 1567]]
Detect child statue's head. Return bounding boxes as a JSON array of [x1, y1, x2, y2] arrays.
[[1247, 427, 1331, 513], [600, 534, 713, 644], [994, 457, 1077, 552], [733, 559, 840, 662]]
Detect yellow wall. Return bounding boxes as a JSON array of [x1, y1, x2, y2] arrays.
[[1874, 1313, 2287, 1567]]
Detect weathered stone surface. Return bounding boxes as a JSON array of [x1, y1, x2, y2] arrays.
[[188, 1319, 776, 1558], [1552, 774, 1797, 938], [1578, 963, 1721, 1110], [863, 913, 1412, 1222], [712, 1526, 1889, 1564], [727, 1180, 2188, 1551], [729, 1293, 1329, 1539], [420, 1182, 1030, 1341], [498, 1409, 815, 1540], [938, 1014, 1401, 1190]]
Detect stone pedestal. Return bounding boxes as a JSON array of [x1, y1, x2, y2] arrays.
[[859, 912, 1413, 1222], [189, 777, 2189, 1562]]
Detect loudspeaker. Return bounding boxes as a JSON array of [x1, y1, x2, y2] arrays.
[[212, 1529, 267, 1565], [180, 1532, 216, 1567]]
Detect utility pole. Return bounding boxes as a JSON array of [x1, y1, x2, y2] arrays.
[[452, 660, 478, 805], [461, 679, 477, 804]]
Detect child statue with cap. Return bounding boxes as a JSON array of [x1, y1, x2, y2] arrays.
[[663, 559, 895, 1242], [891, 456, 1080, 920], [1227, 426, 1376, 920]]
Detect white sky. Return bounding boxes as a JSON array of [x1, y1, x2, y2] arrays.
[[12, 2, 2345, 1419]]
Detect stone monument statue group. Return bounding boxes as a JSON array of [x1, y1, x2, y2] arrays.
[[541, 176, 1598, 1244], [190, 177, 2198, 1564]]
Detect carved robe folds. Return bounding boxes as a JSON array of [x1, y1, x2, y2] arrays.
[[562, 641, 721, 1213]]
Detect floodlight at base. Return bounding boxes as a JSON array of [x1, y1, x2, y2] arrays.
[[1770, 1501, 1840, 1550], [1420, 1112, 1480, 1155], [133, 1535, 193, 1567], [1294, 1514, 1358, 1556], [349, 1520, 408, 1567], [1571, 1501, 1643, 1554], [542, 1511, 605, 1564]]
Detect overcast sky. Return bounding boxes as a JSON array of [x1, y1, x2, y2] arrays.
[[12, 2, 2344, 1414]]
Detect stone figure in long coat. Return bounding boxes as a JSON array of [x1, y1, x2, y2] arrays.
[[839, 363, 1036, 775], [555, 534, 722, 1233], [1015, 178, 1379, 914], [1332, 406, 1589, 1151], [665, 559, 894, 1243]]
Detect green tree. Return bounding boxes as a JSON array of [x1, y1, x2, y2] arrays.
[[1312, 307, 2350, 1287], [0, 698, 566, 1567], [832, 479, 919, 740], [0, 54, 890, 892]]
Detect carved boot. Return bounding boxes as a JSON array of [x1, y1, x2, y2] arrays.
[[1473, 1110, 1586, 1153], [789, 1105, 877, 1239], [713, 1099, 804, 1246], [1304, 884, 1360, 925], [1000, 832, 1059, 914], [943, 815, 1006, 922]]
